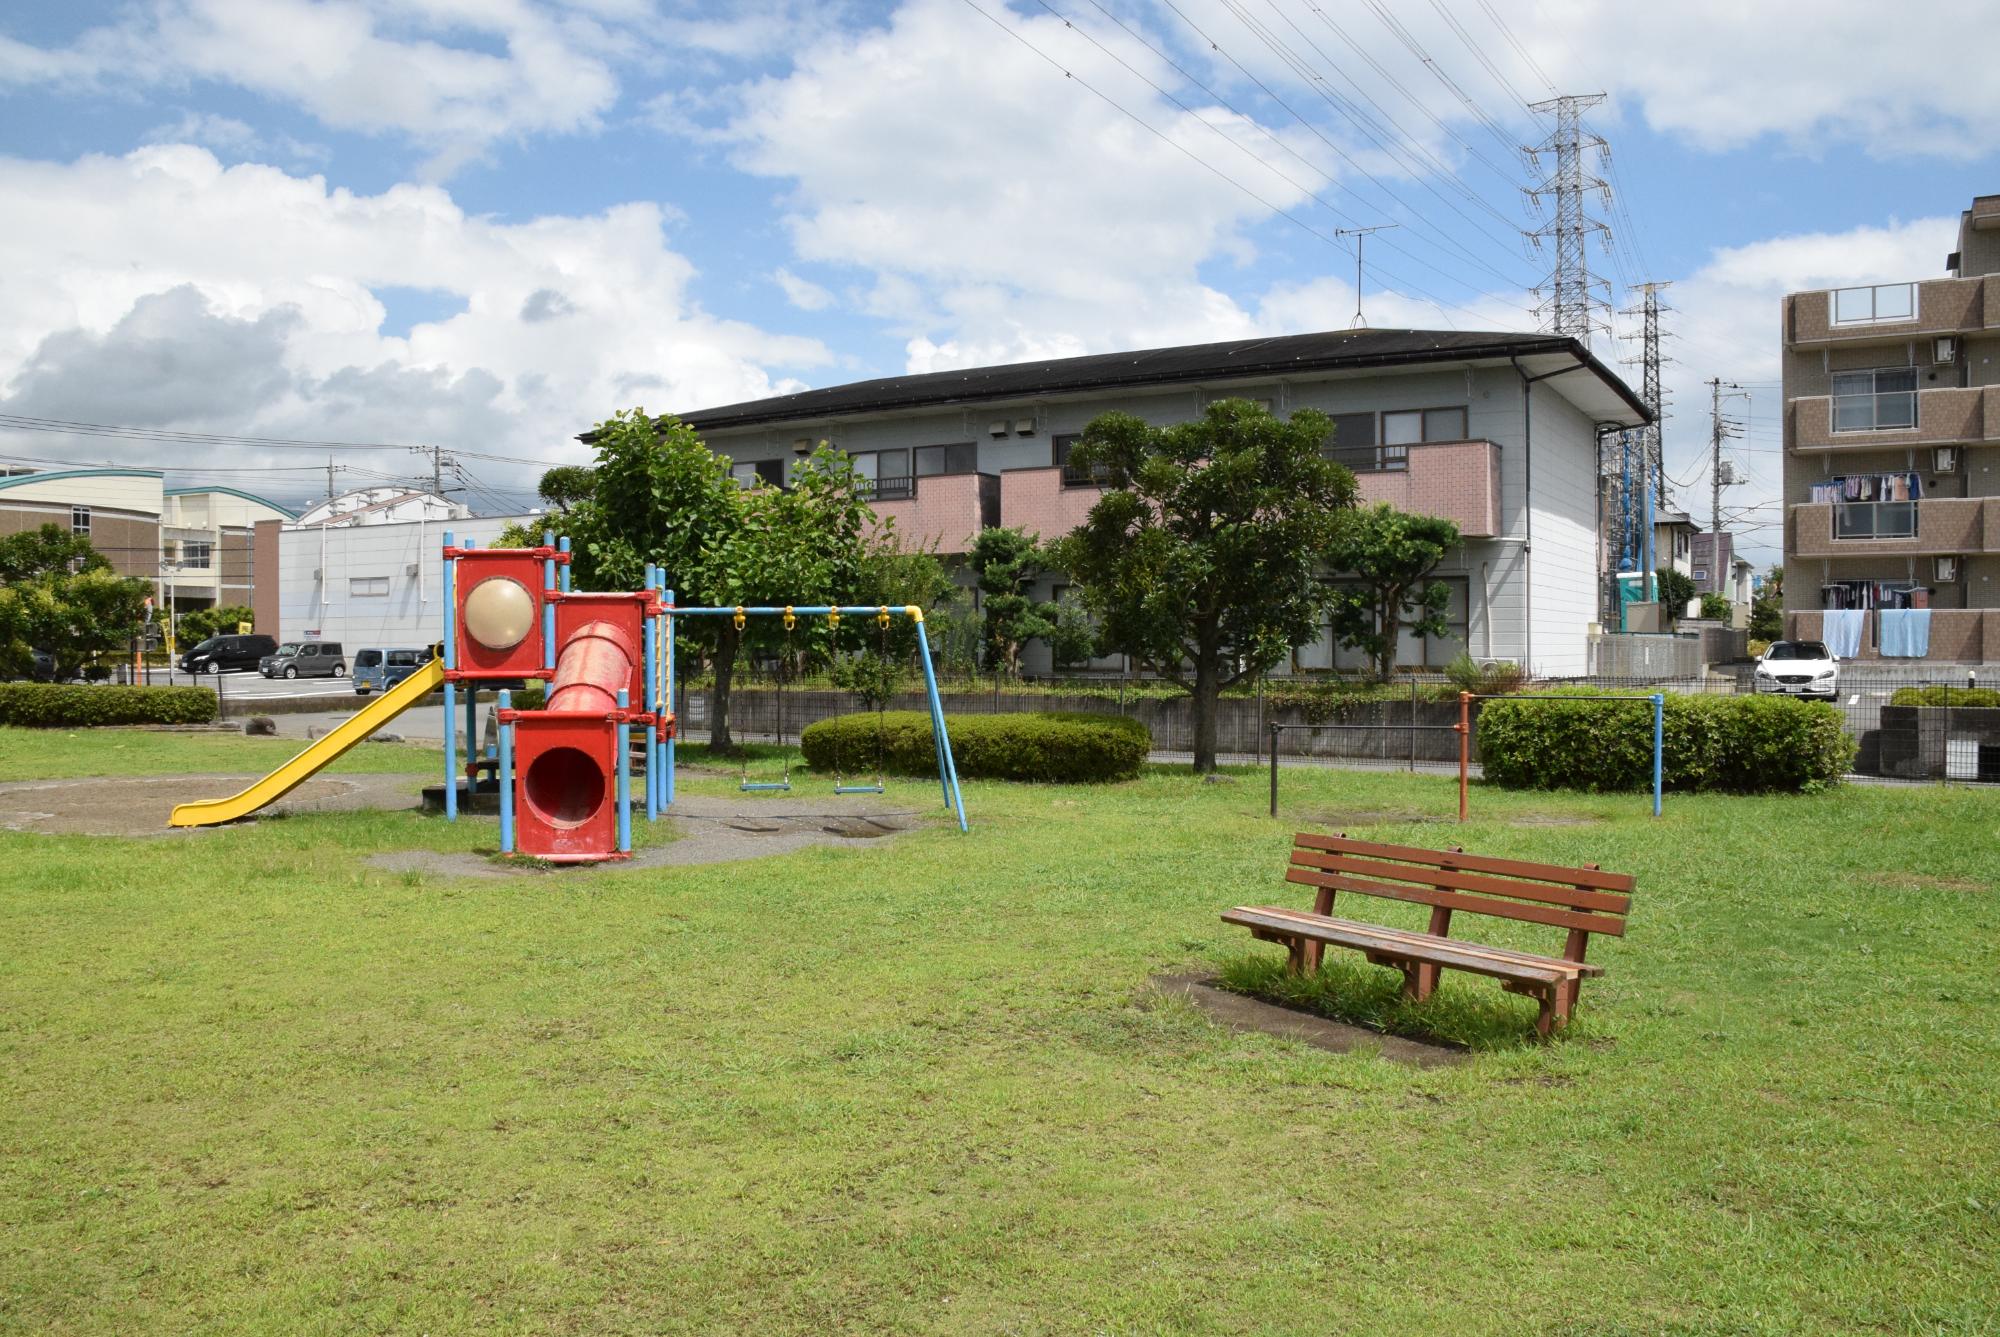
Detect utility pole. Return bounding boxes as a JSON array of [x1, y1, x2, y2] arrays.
[[411, 443, 462, 499], [1706, 377, 1747, 595], [326, 457, 337, 508], [1335, 224, 1399, 329], [1525, 93, 1613, 349]]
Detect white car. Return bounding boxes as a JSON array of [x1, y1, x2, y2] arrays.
[[1753, 639, 1839, 700]]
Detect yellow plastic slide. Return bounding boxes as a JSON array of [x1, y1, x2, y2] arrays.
[[168, 657, 447, 828]]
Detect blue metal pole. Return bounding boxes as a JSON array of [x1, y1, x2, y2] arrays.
[[442, 531, 457, 822], [498, 689, 514, 854], [616, 688, 632, 854], [643, 565, 658, 822], [558, 536, 571, 593], [664, 586, 677, 808], [914, 616, 968, 831], [541, 529, 557, 674], [1652, 693, 1665, 818]]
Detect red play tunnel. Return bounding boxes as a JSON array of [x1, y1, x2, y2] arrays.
[[507, 619, 639, 862]]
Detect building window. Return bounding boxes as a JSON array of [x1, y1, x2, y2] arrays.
[[349, 576, 390, 597], [1377, 406, 1469, 471], [729, 458, 789, 489], [1052, 434, 1111, 488], [1833, 502, 1917, 540], [849, 449, 913, 500], [1831, 283, 1916, 325], [914, 442, 978, 477], [1322, 412, 1400, 472], [182, 541, 212, 570], [1831, 367, 1917, 432], [70, 506, 90, 536]]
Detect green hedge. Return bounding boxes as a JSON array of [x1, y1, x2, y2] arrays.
[[0, 683, 218, 728], [1478, 691, 1853, 793], [1889, 686, 2000, 709], [802, 710, 1151, 783]]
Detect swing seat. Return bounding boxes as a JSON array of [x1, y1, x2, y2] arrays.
[[740, 781, 792, 793], [833, 783, 885, 795]]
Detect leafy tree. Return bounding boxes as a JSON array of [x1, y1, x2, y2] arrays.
[[1654, 567, 1697, 619], [1322, 504, 1462, 681], [176, 604, 256, 645], [0, 523, 109, 583], [567, 408, 739, 596], [492, 519, 543, 548], [0, 564, 149, 680], [1053, 398, 1357, 772], [1699, 592, 1732, 621], [966, 526, 1090, 676], [1749, 566, 1784, 641], [696, 447, 877, 748], [537, 465, 597, 514], [829, 545, 956, 707]]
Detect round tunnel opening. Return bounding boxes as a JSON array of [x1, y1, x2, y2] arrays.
[[523, 746, 606, 828]]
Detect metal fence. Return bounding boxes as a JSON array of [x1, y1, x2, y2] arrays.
[[681, 668, 2000, 784]]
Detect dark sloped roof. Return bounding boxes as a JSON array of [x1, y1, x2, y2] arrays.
[[667, 328, 1650, 432]]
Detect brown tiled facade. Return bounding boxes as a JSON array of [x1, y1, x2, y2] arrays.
[[1782, 193, 2000, 660], [0, 504, 159, 580]]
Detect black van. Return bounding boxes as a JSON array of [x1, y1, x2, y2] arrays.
[[180, 634, 278, 675]]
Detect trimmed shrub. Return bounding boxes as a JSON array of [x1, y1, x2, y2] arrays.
[[0, 683, 218, 728], [802, 710, 1150, 783], [1889, 686, 2000, 709], [1478, 691, 1852, 794]]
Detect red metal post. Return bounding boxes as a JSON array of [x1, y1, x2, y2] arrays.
[[1456, 691, 1471, 823]]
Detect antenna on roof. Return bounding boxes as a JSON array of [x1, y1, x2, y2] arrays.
[[1335, 224, 1399, 329]]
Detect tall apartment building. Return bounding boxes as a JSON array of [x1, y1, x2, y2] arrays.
[[670, 328, 1649, 677], [1782, 193, 2000, 663]]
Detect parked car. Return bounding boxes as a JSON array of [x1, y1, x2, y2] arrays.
[[352, 646, 434, 696], [179, 633, 277, 676], [258, 641, 347, 680], [1753, 640, 1839, 699]]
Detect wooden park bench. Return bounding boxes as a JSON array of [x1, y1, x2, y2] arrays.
[[1222, 833, 1634, 1036]]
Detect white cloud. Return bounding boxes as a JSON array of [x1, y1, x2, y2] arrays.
[[0, 145, 827, 495], [772, 268, 835, 312], [1534, 0, 2000, 159], [1, 0, 626, 176]]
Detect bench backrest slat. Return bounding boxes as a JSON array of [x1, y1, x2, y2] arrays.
[[1287, 833, 1630, 940], [1289, 848, 1631, 914], [1285, 867, 1627, 938], [1294, 832, 1635, 894]]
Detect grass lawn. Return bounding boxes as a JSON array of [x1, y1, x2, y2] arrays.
[[2, 728, 1997, 1333]]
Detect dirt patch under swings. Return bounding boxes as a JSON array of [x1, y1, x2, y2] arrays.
[[360, 793, 925, 880], [1864, 871, 1991, 893], [0, 773, 422, 837]]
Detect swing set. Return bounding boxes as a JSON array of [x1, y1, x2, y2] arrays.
[[663, 599, 967, 831]]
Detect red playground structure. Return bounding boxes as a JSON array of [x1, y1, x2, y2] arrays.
[[442, 532, 668, 863]]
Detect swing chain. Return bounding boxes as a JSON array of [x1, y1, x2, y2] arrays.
[[782, 606, 796, 632]]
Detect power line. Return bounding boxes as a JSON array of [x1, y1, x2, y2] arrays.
[[1472, 0, 1559, 96], [957, 0, 1476, 320]]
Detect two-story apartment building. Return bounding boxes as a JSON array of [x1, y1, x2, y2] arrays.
[[670, 328, 1649, 677], [1782, 193, 2000, 663]]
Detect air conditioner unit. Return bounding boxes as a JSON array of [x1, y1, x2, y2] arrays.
[[1933, 336, 1958, 363], [1933, 446, 1958, 473], [1935, 556, 1959, 583]]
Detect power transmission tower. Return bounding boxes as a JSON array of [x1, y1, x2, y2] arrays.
[[1524, 93, 1613, 349]]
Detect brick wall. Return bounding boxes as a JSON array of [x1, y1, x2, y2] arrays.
[[997, 467, 1102, 540]]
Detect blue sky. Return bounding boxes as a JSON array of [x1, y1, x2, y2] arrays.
[[2, 0, 1997, 563]]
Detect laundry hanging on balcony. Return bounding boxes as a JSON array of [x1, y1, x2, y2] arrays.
[[1820, 579, 1925, 611], [1879, 609, 1932, 658], [1808, 472, 1923, 504]]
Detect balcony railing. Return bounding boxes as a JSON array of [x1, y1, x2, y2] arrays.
[[1324, 444, 1409, 474], [1833, 501, 1917, 540], [1790, 386, 1998, 451], [1832, 389, 1915, 433], [861, 474, 915, 502]]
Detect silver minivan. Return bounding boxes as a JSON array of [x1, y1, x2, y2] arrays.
[[259, 641, 347, 680]]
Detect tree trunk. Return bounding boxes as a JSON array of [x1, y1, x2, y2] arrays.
[[1191, 649, 1220, 774], [710, 626, 738, 752]]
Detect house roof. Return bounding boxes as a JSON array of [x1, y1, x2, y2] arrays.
[[163, 485, 298, 519], [0, 467, 164, 492], [658, 328, 1652, 435]]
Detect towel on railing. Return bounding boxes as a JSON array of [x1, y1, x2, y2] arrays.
[[1878, 608, 1931, 658], [1822, 609, 1865, 659]]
